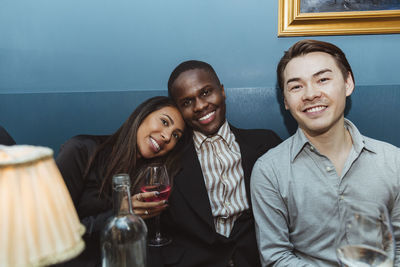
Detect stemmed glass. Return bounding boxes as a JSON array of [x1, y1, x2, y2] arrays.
[[138, 163, 172, 247], [335, 200, 394, 267]]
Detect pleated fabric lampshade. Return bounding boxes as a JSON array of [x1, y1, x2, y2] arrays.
[[0, 145, 85, 266]]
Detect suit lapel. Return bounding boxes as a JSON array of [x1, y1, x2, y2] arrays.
[[231, 127, 258, 205], [174, 142, 215, 229], [173, 127, 259, 230]]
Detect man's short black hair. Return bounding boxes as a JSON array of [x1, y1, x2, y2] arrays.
[[168, 60, 221, 99]]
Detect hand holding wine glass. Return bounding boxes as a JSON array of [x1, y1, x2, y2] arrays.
[[335, 200, 394, 267], [137, 163, 172, 246], [125, 190, 168, 220]]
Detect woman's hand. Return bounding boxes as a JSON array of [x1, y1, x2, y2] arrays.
[[131, 192, 168, 220]]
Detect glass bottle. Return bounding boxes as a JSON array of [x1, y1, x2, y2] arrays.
[[101, 173, 147, 267]]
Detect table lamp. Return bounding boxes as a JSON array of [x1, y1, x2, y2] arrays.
[[0, 145, 85, 266]]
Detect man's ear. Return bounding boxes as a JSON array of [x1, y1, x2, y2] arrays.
[[283, 89, 289, 110], [221, 84, 226, 99], [345, 72, 355, 97], [284, 96, 289, 110]]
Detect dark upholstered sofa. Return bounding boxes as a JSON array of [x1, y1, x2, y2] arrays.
[[1, 85, 399, 156]]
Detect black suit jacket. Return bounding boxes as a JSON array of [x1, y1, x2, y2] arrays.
[[155, 125, 281, 267], [0, 126, 16, 145]]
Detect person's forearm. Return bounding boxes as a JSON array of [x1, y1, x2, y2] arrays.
[[260, 248, 316, 267], [270, 257, 316, 267]]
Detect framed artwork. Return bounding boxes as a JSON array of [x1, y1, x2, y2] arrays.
[[278, 0, 400, 36]]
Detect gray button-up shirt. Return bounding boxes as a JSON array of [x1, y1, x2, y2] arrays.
[[251, 119, 400, 266]]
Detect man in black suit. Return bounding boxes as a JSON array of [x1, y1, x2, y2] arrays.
[[159, 60, 281, 266], [0, 126, 16, 145]]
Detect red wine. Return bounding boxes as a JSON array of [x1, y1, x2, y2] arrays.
[[140, 184, 171, 202]]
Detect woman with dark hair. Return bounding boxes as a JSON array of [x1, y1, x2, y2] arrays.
[[55, 96, 187, 266]]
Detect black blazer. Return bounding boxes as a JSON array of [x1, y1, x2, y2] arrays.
[[155, 125, 281, 267], [0, 126, 16, 145]]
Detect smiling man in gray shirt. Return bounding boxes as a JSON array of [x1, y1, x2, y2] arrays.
[[250, 39, 400, 266]]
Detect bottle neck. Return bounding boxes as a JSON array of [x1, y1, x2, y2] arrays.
[[112, 182, 133, 216]]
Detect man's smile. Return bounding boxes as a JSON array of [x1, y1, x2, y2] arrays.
[[197, 111, 216, 125], [303, 105, 327, 113]]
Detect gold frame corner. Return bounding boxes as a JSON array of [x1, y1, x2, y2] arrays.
[[278, 0, 400, 37]]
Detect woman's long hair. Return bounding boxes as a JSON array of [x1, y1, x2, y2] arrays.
[[85, 96, 188, 199]]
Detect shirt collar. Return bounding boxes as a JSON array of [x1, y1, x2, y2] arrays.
[[193, 120, 233, 150], [290, 118, 375, 162], [345, 118, 375, 154], [290, 127, 309, 162]]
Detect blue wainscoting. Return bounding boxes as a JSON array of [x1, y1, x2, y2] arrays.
[[0, 85, 399, 156]]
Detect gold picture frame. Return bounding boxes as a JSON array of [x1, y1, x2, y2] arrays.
[[278, 0, 400, 36]]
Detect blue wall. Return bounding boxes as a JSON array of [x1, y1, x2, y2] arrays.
[[1, 0, 400, 93], [1, 0, 399, 152]]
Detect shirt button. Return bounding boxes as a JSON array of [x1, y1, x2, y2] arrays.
[[310, 146, 315, 151], [326, 166, 332, 172], [340, 195, 344, 200], [225, 201, 231, 206]]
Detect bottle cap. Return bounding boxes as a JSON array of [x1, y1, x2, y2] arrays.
[[112, 173, 130, 185]]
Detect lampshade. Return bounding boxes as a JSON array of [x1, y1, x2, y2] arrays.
[[0, 145, 85, 266]]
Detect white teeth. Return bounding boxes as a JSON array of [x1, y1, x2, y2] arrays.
[[306, 106, 326, 113], [199, 111, 215, 121], [150, 137, 160, 152]]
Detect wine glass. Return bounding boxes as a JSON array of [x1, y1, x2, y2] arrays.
[[138, 163, 172, 247], [335, 200, 394, 267]]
